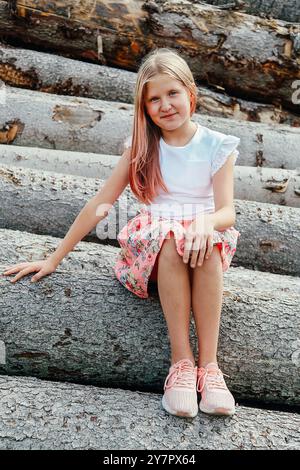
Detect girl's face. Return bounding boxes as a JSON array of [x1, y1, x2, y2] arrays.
[[144, 74, 193, 130]]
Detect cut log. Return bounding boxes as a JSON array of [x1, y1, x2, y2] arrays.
[[0, 375, 299, 450], [197, 85, 300, 127], [1, 145, 300, 208], [1, 86, 300, 169], [0, 43, 136, 103], [1, 164, 300, 275], [2, 227, 300, 293], [1, 43, 300, 126], [0, 229, 300, 406], [0, 144, 119, 178], [234, 165, 300, 207], [0, 228, 125, 274], [198, 0, 300, 23], [1, 1, 300, 112], [0, 163, 139, 244]]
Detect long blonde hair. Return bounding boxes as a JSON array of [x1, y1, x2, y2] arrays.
[[127, 48, 198, 205]]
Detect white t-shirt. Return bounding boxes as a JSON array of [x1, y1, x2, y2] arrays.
[[124, 122, 240, 220]]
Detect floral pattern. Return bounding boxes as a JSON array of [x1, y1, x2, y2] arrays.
[[114, 207, 241, 299]]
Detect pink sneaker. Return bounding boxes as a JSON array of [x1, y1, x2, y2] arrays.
[[197, 362, 235, 416], [162, 358, 198, 418]]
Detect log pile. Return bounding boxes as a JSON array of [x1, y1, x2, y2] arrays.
[[1, 43, 300, 126], [198, 1, 300, 23], [1, 86, 300, 167], [0, 0, 299, 451], [0, 228, 300, 405], [1, 375, 299, 450], [1, 145, 300, 206], [1, 164, 300, 274], [1, 1, 300, 111]]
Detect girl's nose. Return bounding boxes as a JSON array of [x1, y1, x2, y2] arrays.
[[161, 99, 172, 111]]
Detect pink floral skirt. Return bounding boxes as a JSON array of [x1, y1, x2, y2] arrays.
[[114, 207, 241, 299]]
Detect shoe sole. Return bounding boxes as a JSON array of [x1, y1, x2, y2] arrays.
[[199, 403, 235, 416], [162, 396, 198, 418]]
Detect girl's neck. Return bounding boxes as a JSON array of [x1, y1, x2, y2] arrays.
[[161, 121, 198, 147]]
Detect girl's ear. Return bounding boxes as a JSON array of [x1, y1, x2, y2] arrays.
[[190, 93, 196, 116]]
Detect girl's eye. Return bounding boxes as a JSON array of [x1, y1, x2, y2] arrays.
[[150, 91, 177, 102]]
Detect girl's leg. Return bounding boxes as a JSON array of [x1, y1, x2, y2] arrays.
[[190, 245, 223, 368], [157, 233, 194, 366]]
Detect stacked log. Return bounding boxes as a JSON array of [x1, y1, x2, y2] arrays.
[[1, 163, 300, 274], [0, 0, 300, 451], [0, 375, 299, 450], [1, 229, 300, 406], [1, 145, 300, 207], [0, 144, 120, 178], [1, 43, 300, 126], [198, 1, 300, 23], [1, 87, 300, 168], [0, 1, 299, 112]]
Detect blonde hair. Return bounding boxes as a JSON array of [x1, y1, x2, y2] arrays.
[[127, 48, 198, 205]]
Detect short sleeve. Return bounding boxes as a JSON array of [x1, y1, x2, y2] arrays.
[[123, 135, 132, 150], [211, 135, 240, 177]]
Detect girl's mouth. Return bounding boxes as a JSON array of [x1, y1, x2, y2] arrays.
[[162, 113, 177, 119]]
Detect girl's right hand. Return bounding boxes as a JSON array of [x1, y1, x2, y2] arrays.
[[2, 259, 58, 283]]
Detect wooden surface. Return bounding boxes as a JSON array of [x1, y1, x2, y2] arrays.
[[1, 144, 300, 207], [1, 163, 300, 275], [1, 228, 300, 405], [1, 43, 300, 126], [1, 86, 300, 169], [0, 1, 298, 111], [0, 375, 299, 449]]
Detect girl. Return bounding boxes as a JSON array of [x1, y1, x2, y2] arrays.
[[3, 48, 240, 420]]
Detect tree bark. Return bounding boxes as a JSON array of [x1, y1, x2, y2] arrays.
[[1, 86, 300, 169], [0, 164, 139, 244], [1, 164, 300, 275], [1, 145, 300, 207], [1, 1, 300, 112], [0, 229, 300, 406], [1, 43, 300, 126], [0, 375, 299, 450], [0, 227, 126, 274], [234, 165, 300, 207], [197, 0, 300, 23], [0, 144, 119, 178]]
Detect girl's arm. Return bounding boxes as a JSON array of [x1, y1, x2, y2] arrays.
[[3, 149, 131, 283], [49, 149, 131, 267]]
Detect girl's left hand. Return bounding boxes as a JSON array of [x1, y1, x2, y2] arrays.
[[183, 215, 215, 268]]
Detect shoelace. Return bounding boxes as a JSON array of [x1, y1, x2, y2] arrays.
[[164, 360, 196, 390], [196, 367, 230, 393]]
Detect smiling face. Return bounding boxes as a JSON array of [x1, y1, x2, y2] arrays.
[[144, 73, 193, 132]]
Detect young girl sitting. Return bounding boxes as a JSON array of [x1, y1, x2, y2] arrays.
[[3, 47, 240, 420]]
